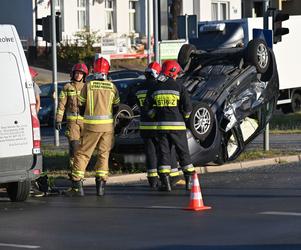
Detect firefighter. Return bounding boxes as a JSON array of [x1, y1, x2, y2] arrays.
[[144, 60, 195, 191], [64, 57, 120, 197], [55, 63, 88, 171], [137, 62, 181, 189]]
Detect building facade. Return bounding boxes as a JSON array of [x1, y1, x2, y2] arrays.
[[0, 0, 241, 53]]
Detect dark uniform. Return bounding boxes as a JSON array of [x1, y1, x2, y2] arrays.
[[136, 79, 180, 188], [145, 76, 195, 190]]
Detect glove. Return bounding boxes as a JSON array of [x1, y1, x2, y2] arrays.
[[55, 122, 62, 131]]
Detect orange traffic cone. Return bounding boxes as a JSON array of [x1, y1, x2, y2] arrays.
[[185, 172, 211, 211]]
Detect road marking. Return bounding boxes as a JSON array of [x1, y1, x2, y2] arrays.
[[259, 211, 301, 217], [147, 206, 183, 209], [0, 243, 40, 249]]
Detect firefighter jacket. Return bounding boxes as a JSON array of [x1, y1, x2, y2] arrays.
[[144, 77, 192, 132], [78, 79, 120, 132], [56, 80, 84, 123], [135, 78, 158, 137]]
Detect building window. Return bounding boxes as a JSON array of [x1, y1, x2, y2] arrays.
[[129, 0, 137, 33], [77, 0, 87, 30], [105, 0, 115, 32], [211, 1, 229, 20]]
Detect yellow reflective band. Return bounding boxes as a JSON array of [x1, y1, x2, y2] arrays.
[[159, 169, 171, 174], [59, 91, 66, 98], [157, 125, 186, 130], [67, 92, 77, 96], [185, 167, 195, 172], [83, 119, 113, 124], [184, 114, 190, 119], [95, 170, 109, 177], [66, 116, 84, 121], [154, 94, 179, 107], [113, 97, 120, 104], [78, 95, 86, 102], [72, 170, 85, 178], [147, 172, 158, 177], [139, 125, 157, 130], [170, 171, 180, 177], [57, 110, 64, 116]]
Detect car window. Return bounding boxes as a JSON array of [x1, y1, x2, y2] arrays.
[[40, 84, 53, 97], [117, 72, 140, 79]]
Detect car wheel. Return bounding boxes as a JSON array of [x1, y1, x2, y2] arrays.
[[177, 44, 196, 71], [114, 104, 134, 134], [188, 102, 214, 141], [6, 180, 30, 202], [245, 39, 270, 74]]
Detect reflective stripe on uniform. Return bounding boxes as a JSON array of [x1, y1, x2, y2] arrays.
[[147, 168, 158, 177], [182, 164, 195, 173], [156, 121, 186, 130], [66, 112, 83, 121], [152, 90, 180, 96], [139, 121, 158, 130], [95, 170, 109, 177], [113, 97, 120, 104], [72, 170, 85, 179], [170, 168, 180, 177], [184, 112, 191, 119], [153, 94, 180, 107], [78, 95, 86, 103], [158, 165, 171, 174], [57, 110, 64, 116]]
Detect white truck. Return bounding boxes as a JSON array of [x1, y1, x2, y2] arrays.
[[0, 25, 42, 201], [188, 15, 301, 113]]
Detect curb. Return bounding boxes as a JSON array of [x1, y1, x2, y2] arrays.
[[80, 154, 301, 186]]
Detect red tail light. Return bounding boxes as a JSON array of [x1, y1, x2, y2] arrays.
[[31, 104, 41, 154]]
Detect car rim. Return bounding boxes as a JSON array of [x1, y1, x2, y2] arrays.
[[193, 107, 211, 135], [257, 43, 268, 69]]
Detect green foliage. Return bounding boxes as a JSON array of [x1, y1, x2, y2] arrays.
[[57, 30, 101, 67], [270, 112, 301, 132]]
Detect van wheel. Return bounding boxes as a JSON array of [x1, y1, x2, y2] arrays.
[[188, 102, 214, 141], [245, 39, 270, 74], [6, 180, 30, 202], [114, 104, 134, 134]]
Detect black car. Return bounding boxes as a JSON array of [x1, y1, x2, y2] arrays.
[[178, 38, 279, 165], [38, 70, 145, 126], [115, 37, 279, 165]]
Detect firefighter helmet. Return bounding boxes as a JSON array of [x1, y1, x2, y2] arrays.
[[94, 57, 110, 74], [145, 61, 161, 78], [161, 60, 182, 78], [71, 63, 89, 76], [29, 67, 38, 79]]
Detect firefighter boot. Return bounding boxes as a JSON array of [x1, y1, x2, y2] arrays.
[[96, 178, 106, 196], [147, 176, 159, 189], [158, 174, 172, 192], [184, 173, 194, 191], [64, 180, 84, 197], [170, 175, 181, 188]]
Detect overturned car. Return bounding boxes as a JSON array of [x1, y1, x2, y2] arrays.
[[115, 37, 279, 165]]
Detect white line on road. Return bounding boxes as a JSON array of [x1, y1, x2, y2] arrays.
[[0, 243, 40, 249], [259, 211, 301, 217], [148, 206, 183, 209]]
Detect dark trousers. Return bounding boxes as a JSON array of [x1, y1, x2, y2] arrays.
[[143, 136, 178, 177], [157, 131, 194, 174]]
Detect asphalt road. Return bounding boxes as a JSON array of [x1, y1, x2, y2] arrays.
[[0, 163, 301, 250], [41, 126, 301, 152]]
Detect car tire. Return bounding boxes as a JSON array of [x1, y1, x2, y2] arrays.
[[114, 104, 134, 134], [245, 39, 270, 74], [177, 44, 196, 71], [6, 180, 30, 202], [291, 92, 301, 113], [188, 102, 214, 141]]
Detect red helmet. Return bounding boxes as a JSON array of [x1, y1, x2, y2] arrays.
[[71, 63, 89, 76], [29, 67, 38, 78], [161, 60, 182, 78], [145, 61, 161, 78], [94, 57, 110, 75]]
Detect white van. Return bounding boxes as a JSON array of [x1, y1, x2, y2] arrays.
[[0, 25, 42, 201]]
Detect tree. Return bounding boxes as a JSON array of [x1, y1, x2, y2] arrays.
[[169, 0, 182, 40]]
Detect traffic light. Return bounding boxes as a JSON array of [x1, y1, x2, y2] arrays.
[[36, 15, 62, 43], [272, 10, 289, 44]]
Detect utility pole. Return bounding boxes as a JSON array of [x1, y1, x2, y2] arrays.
[[263, 0, 269, 151], [147, 0, 152, 64], [153, 0, 159, 62], [51, 0, 59, 147]]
